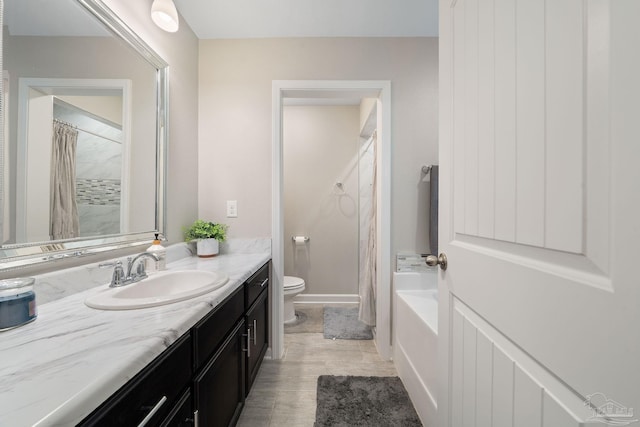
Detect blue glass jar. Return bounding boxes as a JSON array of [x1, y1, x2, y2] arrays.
[[0, 278, 37, 331]]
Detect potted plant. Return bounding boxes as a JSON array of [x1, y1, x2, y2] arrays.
[[184, 220, 228, 257]]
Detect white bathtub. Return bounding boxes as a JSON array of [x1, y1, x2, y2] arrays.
[[393, 270, 438, 427]]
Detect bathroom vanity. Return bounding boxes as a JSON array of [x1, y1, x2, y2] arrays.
[[0, 248, 270, 427], [80, 261, 269, 426]]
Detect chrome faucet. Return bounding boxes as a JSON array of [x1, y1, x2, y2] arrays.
[[126, 252, 161, 282], [99, 252, 161, 288]]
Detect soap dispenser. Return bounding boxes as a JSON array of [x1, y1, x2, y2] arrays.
[[145, 233, 166, 272]]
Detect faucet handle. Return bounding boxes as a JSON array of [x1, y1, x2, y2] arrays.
[[134, 260, 148, 280], [112, 262, 127, 286], [100, 260, 127, 287]]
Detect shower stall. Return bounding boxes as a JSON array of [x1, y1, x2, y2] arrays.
[[53, 99, 123, 237]]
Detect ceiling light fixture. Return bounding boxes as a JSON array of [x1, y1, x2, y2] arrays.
[[151, 0, 179, 33]]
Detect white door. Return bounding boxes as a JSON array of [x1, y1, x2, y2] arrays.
[[438, 1, 640, 426]]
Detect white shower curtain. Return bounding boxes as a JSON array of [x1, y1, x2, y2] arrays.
[[50, 121, 79, 239], [359, 134, 377, 326]]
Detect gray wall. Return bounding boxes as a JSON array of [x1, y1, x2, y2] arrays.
[[283, 105, 360, 295], [198, 37, 439, 262]]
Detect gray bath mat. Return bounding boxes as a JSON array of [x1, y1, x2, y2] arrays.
[[314, 376, 422, 426], [323, 306, 373, 340]]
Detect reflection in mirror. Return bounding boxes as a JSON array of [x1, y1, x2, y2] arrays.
[[54, 96, 124, 238], [0, 0, 168, 270], [15, 78, 131, 244]]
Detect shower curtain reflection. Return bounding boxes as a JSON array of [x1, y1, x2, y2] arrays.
[[358, 132, 377, 326], [53, 100, 123, 237], [50, 121, 79, 239]]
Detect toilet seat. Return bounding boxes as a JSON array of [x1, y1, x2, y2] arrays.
[[284, 276, 305, 294], [283, 276, 305, 324]]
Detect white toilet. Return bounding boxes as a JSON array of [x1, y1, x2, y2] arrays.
[[283, 276, 306, 324]]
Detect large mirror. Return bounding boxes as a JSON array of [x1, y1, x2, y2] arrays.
[[0, 0, 167, 270]]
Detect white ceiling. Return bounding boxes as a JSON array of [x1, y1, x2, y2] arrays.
[[5, 0, 110, 36], [4, 0, 438, 39], [174, 0, 439, 39]]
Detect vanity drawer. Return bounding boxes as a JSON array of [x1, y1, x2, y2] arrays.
[[193, 285, 244, 370], [245, 262, 269, 309], [160, 390, 193, 427], [80, 333, 192, 426]]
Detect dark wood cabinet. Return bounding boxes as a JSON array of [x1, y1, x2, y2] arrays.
[[193, 286, 245, 370], [78, 261, 270, 427], [79, 334, 192, 426], [160, 391, 193, 427], [245, 290, 268, 392], [244, 262, 269, 309], [244, 262, 269, 394], [193, 320, 246, 427]]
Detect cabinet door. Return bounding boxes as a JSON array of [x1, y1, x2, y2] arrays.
[[244, 262, 269, 309], [193, 286, 244, 370], [79, 334, 192, 426], [160, 390, 193, 427], [194, 321, 246, 427], [246, 290, 268, 393]]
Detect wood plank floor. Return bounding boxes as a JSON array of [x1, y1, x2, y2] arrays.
[[236, 304, 397, 427]]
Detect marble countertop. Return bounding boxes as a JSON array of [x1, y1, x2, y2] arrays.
[[0, 251, 270, 427]]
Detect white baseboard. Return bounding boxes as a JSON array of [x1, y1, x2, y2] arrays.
[[294, 294, 360, 304]]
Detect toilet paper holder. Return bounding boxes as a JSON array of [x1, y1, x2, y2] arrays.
[[292, 236, 310, 243]]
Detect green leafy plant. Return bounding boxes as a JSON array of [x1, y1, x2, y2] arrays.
[[184, 220, 228, 242]]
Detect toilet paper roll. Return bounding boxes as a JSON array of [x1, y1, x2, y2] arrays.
[[293, 236, 308, 245]]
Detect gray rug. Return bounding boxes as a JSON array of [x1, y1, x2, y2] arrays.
[[315, 376, 422, 426], [323, 306, 373, 340]]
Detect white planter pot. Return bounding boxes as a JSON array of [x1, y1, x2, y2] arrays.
[[196, 238, 219, 258]]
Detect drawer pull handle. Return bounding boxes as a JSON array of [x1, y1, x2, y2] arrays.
[[245, 328, 251, 358], [259, 278, 268, 288], [242, 328, 251, 359], [194, 409, 199, 427], [138, 395, 167, 427], [253, 319, 257, 345]]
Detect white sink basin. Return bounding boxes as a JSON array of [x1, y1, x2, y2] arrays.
[[85, 270, 229, 310]]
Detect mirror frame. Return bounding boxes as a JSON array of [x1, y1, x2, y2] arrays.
[[0, 0, 168, 272]]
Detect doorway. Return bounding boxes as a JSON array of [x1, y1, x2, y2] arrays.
[[272, 80, 391, 360]]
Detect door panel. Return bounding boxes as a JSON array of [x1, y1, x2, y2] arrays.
[[493, 0, 518, 243], [545, 0, 585, 253], [439, 0, 640, 424], [453, 0, 585, 253], [514, 0, 546, 248], [450, 300, 588, 425], [491, 349, 514, 427], [477, 0, 496, 240]]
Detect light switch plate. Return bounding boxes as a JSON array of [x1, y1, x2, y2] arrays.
[[226, 200, 238, 218]]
